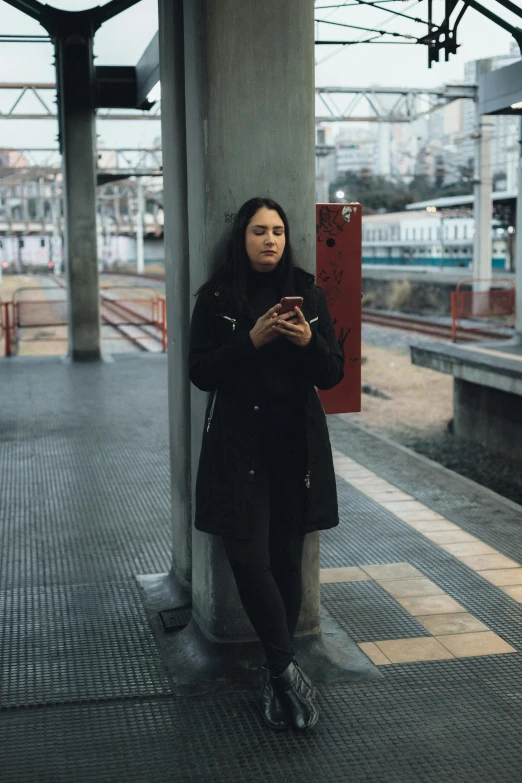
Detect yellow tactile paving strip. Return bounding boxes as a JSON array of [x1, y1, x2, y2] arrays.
[[320, 562, 516, 665], [326, 448, 520, 664]]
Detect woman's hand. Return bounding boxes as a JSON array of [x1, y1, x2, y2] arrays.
[[273, 307, 312, 348], [249, 304, 298, 349]]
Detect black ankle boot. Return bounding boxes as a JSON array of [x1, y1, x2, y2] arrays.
[[293, 659, 316, 701], [259, 667, 290, 730], [271, 662, 319, 731]]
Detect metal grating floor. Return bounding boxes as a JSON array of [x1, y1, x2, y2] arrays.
[[2, 354, 522, 782]]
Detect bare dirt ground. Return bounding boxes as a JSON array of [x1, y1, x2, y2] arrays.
[[342, 341, 453, 439]]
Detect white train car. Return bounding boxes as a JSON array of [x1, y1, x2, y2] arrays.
[[362, 211, 509, 270]]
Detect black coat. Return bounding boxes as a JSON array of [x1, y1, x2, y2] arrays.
[[189, 266, 344, 539]]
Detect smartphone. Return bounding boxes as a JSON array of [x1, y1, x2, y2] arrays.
[[279, 296, 303, 315]]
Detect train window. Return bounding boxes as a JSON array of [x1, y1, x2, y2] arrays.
[[18, 239, 24, 248], [40, 238, 46, 248]]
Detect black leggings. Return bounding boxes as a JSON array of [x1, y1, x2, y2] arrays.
[[222, 411, 306, 676]]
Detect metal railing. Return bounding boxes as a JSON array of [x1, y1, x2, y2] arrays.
[[3, 285, 167, 356], [451, 278, 516, 342]]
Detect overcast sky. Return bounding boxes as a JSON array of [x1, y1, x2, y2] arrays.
[[0, 0, 518, 152]]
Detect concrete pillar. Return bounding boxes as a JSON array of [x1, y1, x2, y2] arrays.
[[182, 0, 318, 643], [137, 0, 192, 611], [55, 32, 101, 360], [515, 118, 522, 339], [473, 113, 494, 293], [135, 177, 145, 274]]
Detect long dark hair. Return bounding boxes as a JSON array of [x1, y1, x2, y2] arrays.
[[197, 197, 296, 314]]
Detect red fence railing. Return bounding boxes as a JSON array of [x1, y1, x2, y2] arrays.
[[3, 285, 167, 356], [451, 278, 516, 342]]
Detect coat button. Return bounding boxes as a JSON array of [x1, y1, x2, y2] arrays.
[[214, 291, 220, 296], [248, 469, 255, 476], [253, 405, 259, 412]]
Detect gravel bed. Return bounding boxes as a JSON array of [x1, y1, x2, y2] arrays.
[[398, 431, 522, 508], [361, 323, 446, 352]]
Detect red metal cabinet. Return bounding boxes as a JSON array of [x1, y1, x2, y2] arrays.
[[316, 203, 361, 414]]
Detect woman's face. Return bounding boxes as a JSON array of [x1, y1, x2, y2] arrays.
[[245, 207, 286, 272]]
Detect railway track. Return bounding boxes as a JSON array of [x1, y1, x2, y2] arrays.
[[53, 277, 165, 352], [362, 309, 510, 342], [75, 274, 513, 345], [100, 296, 164, 352]]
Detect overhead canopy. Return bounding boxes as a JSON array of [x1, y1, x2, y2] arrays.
[[479, 59, 522, 115]]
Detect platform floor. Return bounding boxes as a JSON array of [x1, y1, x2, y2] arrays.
[[2, 354, 522, 782]]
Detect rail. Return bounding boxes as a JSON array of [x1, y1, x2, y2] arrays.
[[451, 279, 516, 343]]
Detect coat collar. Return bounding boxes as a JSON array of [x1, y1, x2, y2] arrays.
[[209, 266, 316, 321]]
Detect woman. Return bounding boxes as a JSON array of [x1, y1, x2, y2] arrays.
[[189, 197, 344, 732]]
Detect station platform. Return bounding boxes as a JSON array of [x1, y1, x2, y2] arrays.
[[412, 338, 522, 462], [2, 353, 522, 782]]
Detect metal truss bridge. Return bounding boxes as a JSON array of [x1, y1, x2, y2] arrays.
[[0, 82, 477, 125]]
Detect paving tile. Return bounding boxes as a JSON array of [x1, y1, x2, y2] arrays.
[[346, 477, 390, 486], [405, 519, 461, 532], [422, 530, 479, 544], [374, 637, 454, 663], [456, 553, 521, 571], [392, 509, 447, 522], [360, 562, 424, 580], [364, 491, 413, 503], [337, 467, 376, 475], [397, 594, 466, 616], [440, 542, 498, 557], [477, 568, 522, 586], [499, 585, 522, 602], [320, 567, 371, 583], [331, 449, 356, 462], [381, 500, 430, 513], [416, 612, 490, 635], [435, 631, 517, 658], [357, 642, 392, 666], [376, 578, 445, 599]]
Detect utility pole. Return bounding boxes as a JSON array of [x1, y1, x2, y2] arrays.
[[473, 109, 494, 292], [136, 176, 144, 274], [515, 118, 522, 341]]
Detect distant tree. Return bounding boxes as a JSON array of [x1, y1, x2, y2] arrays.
[[330, 164, 474, 214]]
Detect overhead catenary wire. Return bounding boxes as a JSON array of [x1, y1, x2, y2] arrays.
[[315, 0, 427, 65], [314, 17, 418, 39], [317, 0, 425, 24], [315, 1, 405, 8]]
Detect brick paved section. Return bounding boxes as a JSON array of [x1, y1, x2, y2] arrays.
[[2, 354, 522, 782]]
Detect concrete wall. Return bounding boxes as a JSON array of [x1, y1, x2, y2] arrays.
[[454, 378, 522, 463]]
